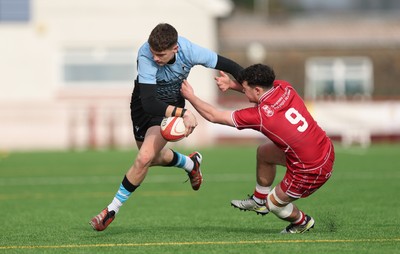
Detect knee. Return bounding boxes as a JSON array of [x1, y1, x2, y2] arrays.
[[257, 144, 266, 155], [135, 152, 154, 169], [257, 143, 277, 163]]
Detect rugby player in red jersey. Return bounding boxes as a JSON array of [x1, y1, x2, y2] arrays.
[[181, 64, 335, 233]]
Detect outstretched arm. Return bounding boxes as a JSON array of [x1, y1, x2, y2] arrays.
[[181, 80, 235, 127]]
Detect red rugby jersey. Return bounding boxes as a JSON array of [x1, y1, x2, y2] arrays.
[[232, 80, 332, 170]]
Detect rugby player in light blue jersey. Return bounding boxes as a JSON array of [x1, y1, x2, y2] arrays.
[[90, 23, 243, 231]]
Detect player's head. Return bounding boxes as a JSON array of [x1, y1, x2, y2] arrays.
[[237, 64, 275, 89], [148, 23, 178, 51], [148, 23, 179, 66], [237, 64, 275, 103]]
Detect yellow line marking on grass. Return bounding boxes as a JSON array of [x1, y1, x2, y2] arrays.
[[1, 238, 399, 250]]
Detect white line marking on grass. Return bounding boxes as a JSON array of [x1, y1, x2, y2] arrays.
[[0, 173, 253, 186], [1, 238, 399, 250]]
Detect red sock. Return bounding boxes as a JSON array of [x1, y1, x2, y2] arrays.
[[253, 190, 268, 200], [294, 211, 306, 225]]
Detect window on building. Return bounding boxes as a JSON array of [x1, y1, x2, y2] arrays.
[[0, 0, 30, 22], [305, 57, 373, 100], [63, 47, 136, 85]]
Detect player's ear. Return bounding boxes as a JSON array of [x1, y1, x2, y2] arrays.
[[255, 86, 263, 95]]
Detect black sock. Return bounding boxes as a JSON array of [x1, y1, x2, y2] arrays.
[[166, 149, 178, 167], [122, 175, 139, 192]]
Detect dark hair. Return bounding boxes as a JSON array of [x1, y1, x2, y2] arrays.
[[237, 64, 275, 88], [148, 23, 178, 52]]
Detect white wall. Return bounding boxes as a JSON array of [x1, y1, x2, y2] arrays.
[[308, 101, 400, 142], [308, 101, 400, 135]]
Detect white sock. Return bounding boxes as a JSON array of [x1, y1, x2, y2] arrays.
[[107, 197, 122, 214], [182, 156, 194, 173], [255, 183, 271, 196], [173, 151, 194, 173]]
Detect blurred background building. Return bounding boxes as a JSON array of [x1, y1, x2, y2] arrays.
[[1, 0, 400, 150], [0, 0, 233, 150], [217, 0, 400, 147]]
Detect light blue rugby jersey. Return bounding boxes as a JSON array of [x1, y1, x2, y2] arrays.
[[136, 36, 218, 105]]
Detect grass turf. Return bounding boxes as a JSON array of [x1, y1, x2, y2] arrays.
[[0, 143, 399, 253]]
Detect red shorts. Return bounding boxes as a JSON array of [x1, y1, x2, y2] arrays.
[[279, 145, 335, 199]]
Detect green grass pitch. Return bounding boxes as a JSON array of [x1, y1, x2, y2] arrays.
[[0, 143, 399, 253]]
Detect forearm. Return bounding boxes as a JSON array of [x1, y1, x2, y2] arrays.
[[229, 80, 244, 93], [181, 79, 234, 126], [140, 84, 192, 118], [186, 96, 221, 124]]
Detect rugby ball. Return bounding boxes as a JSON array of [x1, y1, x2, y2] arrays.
[[160, 116, 186, 142]]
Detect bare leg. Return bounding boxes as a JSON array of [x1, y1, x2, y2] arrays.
[[258, 144, 303, 223], [126, 126, 169, 185], [231, 142, 286, 214], [256, 142, 286, 187], [90, 126, 169, 231]]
